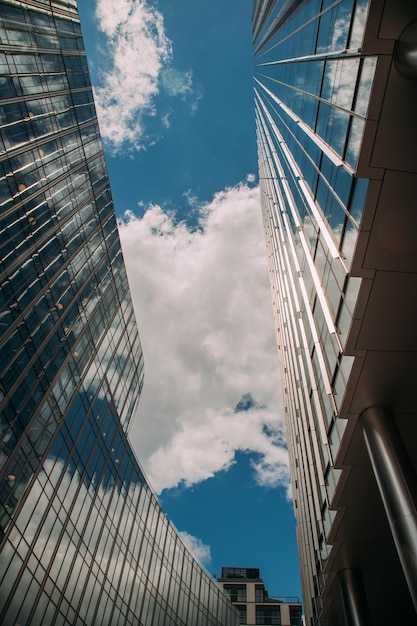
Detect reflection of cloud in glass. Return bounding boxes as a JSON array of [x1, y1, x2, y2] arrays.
[[318, 6, 376, 166], [1, 451, 231, 625]]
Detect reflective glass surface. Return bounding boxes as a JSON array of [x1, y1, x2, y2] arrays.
[[253, 0, 375, 622], [0, 2, 239, 625]]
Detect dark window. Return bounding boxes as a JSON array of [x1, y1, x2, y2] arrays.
[[290, 605, 303, 625], [256, 606, 281, 625], [236, 605, 247, 625], [255, 585, 265, 602], [222, 567, 260, 579], [223, 584, 247, 602]]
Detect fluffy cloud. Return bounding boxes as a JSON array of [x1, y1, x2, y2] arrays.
[[178, 531, 212, 566], [93, 0, 194, 152], [118, 181, 290, 495]]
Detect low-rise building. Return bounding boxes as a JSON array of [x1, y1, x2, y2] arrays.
[[218, 567, 303, 625]]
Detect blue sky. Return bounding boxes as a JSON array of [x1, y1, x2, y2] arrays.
[[78, 0, 302, 598]]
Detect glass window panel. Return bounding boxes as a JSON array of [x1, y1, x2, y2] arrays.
[[345, 116, 365, 169], [349, 0, 371, 49]]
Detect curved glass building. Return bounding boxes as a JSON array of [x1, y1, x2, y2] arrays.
[[0, 2, 239, 625], [253, 0, 417, 624]]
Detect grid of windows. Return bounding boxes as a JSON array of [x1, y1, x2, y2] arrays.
[[255, 584, 265, 602], [289, 605, 302, 626], [253, 0, 375, 623], [255, 606, 281, 625], [0, 2, 240, 625], [236, 604, 247, 625], [222, 567, 260, 579], [223, 584, 247, 603], [218, 570, 302, 626]]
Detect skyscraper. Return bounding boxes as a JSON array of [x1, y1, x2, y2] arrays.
[[253, 0, 417, 624], [0, 1, 239, 625]]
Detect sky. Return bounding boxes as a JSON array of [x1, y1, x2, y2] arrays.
[[77, 0, 302, 599]]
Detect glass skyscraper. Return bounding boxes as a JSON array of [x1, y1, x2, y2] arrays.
[[253, 0, 417, 624], [0, 1, 239, 625]]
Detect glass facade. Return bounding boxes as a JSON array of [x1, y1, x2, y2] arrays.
[[254, 0, 417, 624], [253, 1, 373, 620], [0, 1, 239, 625]]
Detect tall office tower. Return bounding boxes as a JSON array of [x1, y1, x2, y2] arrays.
[[253, 0, 417, 624], [0, 2, 239, 625]]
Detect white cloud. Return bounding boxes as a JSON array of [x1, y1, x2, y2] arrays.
[[183, 188, 200, 210], [160, 68, 193, 98], [118, 181, 290, 496], [178, 531, 211, 566], [93, 0, 171, 149], [91, 0, 181, 152], [92, 0, 199, 152], [161, 112, 172, 129]]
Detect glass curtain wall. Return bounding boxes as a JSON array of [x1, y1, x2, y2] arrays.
[[252, 0, 374, 622], [0, 2, 239, 625]]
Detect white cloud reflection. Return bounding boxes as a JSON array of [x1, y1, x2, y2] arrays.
[[119, 181, 291, 496], [4, 458, 213, 622]]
